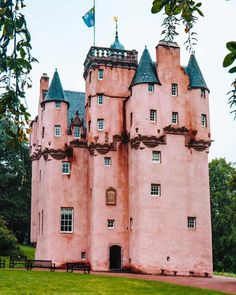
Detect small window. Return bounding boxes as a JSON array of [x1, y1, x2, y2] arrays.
[[187, 217, 196, 229], [88, 120, 91, 132], [88, 96, 91, 107], [98, 69, 104, 80], [98, 95, 103, 105], [104, 157, 111, 166], [201, 114, 207, 127], [130, 218, 133, 231], [60, 208, 73, 232], [54, 125, 61, 136], [42, 127, 45, 138], [171, 83, 178, 96], [107, 219, 115, 229], [89, 71, 92, 83], [106, 188, 116, 205], [150, 109, 157, 122], [172, 112, 179, 124], [55, 101, 61, 109], [97, 119, 104, 131], [201, 89, 206, 98], [130, 112, 133, 127], [152, 151, 161, 163], [148, 84, 154, 93], [73, 126, 80, 138], [81, 252, 86, 260], [151, 183, 161, 197], [62, 162, 70, 175]]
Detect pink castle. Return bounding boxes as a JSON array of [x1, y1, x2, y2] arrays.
[[30, 32, 213, 276]]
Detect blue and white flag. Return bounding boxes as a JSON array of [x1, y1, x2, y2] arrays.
[[82, 7, 95, 27]]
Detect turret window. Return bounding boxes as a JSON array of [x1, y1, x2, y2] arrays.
[[98, 95, 104, 105], [97, 119, 104, 131], [148, 84, 154, 93], [171, 83, 178, 96], [55, 101, 61, 109], [60, 208, 73, 232], [54, 125, 61, 136], [151, 183, 161, 197], [62, 162, 70, 175], [150, 109, 157, 122], [152, 151, 161, 163], [98, 69, 104, 80], [201, 114, 207, 127], [172, 112, 179, 124], [73, 126, 80, 138]]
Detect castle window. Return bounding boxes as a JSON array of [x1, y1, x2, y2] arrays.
[[172, 112, 179, 124], [150, 109, 157, 122], [60, 208, 73, 232], [201, 89, 206, 98], [55, 101, 61, 109], [81, 252, 86, 260], [171, 83, 178, 96], [54, 125, 61, 136], [97, 119, 104, 131], [98, 95, 103, 105], [88, 120, 91, 132], [152, 151, 161, 163], [148, 84, 154, 93], [187, 217, 196, 229], [88, 96, 91, 107], [73, 126, 80, 138], [106, 187, 116, 205], [42, 127, 45, 138], [62, 162, 70, 175], [130, 218, 133, 231], [130, 112, 133, 127], [98, 69, 104, 80], [201, 114, 207, 127], [151, 183, 161, 197], [107, 219, 115, 229], [104, 157, 111, 166]]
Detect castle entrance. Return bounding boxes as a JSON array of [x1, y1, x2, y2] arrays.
[[109, 245, 121, 270]]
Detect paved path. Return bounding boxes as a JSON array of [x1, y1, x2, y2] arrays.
[[92, 271, 236, 294]]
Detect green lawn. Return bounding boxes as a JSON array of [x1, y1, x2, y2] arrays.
[[214, 272, 236, 278], [0, 269, 232, 295]]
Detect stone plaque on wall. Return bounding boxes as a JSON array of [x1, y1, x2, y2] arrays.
[[106, 188, 116, 205]]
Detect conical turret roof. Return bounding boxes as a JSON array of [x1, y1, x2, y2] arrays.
[[45, 69, 67, 102], [131, 47, 160, 86], [185, 54, 209, 91]]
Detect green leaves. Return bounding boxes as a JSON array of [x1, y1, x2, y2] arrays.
[[223, 41, 236, 73]]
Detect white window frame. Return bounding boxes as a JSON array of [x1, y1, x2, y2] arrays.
[[97, 119, 104, 131], [62, 162, 70, 175], [187, 217, 196, 229], [55, 101, 61, 109], [148, 84, 154, 93], [54, 125, 61, 137], [150, 109, 157, 122], [98, 95, 104, 105], [152, 151, 161, 164], [73, 126, 80, 139], [201, 114, 207, 127], [107, 219, 115, 229], [60, 208, 73, 233], [172, 112, 179, 124], [104, 157, 111, 166], [98, 69, 104, 80], [81, 252, 86, 260], [171, 83, 178, 96], [151, 183, 161, 197]]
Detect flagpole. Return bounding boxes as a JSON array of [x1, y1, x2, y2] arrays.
[[93, 0, 95, 46]]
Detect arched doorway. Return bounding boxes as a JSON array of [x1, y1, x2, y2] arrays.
[[109, 245, 121, 270]]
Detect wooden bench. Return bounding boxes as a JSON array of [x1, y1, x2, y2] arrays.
[[0, 257, 6, 268], [161, 269, 177, 276], [10, 256, 27, 268], [66, 262, 91, 274], [26, 260, 55, 271]]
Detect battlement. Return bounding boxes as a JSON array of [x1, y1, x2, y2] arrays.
[[83, 46, 138, 79]]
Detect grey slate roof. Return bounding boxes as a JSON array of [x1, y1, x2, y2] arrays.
[[45, 70, 67, 102], [64, 90, 85, 123], [185, 54, 209, 91], [131, 47, 160, 86]]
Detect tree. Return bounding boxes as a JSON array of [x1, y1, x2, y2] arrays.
[[151, 0, 236, 118], [0, 0, 36, 148], [209, 158, 236, 273], [0, 216, 19, 255]]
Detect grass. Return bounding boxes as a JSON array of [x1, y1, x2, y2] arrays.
[[0, 269, 233, 295], [214, 272, 236, 278]]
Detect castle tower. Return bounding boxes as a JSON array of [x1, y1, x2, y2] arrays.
[[83, 26, 138, 270], [126, 40, 212, 275]]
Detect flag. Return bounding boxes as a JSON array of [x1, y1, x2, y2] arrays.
[[82, 7, 95, 27]]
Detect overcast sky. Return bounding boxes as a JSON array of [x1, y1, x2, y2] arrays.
[[24, 0, 236, 163]]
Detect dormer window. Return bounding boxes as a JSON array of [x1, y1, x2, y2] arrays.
[[148, 84, 154, 93], [73, 126, 80, 138], [55, 101, 61, 109], [98, 69, 104, 80], [171, 83, 178, 96]]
